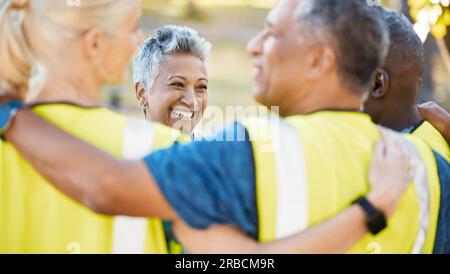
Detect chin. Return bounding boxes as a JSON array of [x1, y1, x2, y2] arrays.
[[252, 87, 270, 107]]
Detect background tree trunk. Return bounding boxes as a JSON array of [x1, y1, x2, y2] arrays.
[[402, 0, 436, 102], [185, 0, 202, 19]]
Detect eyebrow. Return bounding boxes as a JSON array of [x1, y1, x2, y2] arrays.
[[168, 76, 208, 83], [168, 76, 186, 81]]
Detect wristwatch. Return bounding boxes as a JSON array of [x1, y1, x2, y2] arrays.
[[353, 197, 387, 235], [0, 100, 24, 137]]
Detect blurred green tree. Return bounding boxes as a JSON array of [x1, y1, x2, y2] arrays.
[[409, 0, 450, 73]]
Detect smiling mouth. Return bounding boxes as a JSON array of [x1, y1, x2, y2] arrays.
[[253, 66, 263, 79], [171, 108, 195, 120]]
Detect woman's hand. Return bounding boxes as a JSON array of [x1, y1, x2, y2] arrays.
[[367, 129, 415, 217]]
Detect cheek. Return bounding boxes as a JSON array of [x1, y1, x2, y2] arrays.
[[263, 38, 278, 67], [119, 43, 135, 68], [199, 93, 208, 112], [151, 88, 181, 111], [109, 38, 137, 72]]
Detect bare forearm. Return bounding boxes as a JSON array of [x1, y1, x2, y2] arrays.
[[5, 110, 175, 218], [257, 205, 366, 254], [175, 205, 367, 254]]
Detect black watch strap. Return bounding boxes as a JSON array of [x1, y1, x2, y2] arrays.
[[353, 197, 387, 235]]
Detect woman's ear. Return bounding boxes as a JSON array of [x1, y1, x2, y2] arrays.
[[370, 69, 389, 99], [134, 82, 147, 106], [81, 27, 104, 60]]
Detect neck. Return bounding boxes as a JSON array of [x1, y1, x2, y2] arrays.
[[377, 103, 422, 132], [30, 69, 103, 107], [281, 87, 362, 117]]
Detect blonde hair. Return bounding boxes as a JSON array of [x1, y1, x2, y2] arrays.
[[0, 0, 132, 100]]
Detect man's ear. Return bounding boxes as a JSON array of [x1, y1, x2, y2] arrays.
[[134, 82, 147, 106], [81, 27, 104, 60], [370, 69, 389, 99], [305, 46, 335, 78]]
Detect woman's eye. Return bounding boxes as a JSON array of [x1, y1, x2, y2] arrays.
[[172, 82, 184, 88], [196, 85, 208, 93]]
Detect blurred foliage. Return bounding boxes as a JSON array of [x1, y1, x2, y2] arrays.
[[409, 0, 450, 39], [142, 0, 276, 10], [107, 0, 448, 115]]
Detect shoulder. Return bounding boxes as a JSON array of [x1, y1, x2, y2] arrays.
[[412, 122, 450, 162]]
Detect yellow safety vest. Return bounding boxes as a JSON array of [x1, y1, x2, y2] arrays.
[[243, 111, 441, 254], [0, 103, 181, 254], [412, 121, 450, 162]]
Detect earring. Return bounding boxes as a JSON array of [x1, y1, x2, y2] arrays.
[[142, 105, 147, 116]]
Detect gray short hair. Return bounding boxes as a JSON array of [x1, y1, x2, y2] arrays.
[[133, 25, 212, 91], [296, 0, 390, 93]]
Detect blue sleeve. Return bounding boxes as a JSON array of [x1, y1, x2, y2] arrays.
[[143, 122, 258, 238], [433, 151, 450, 254]]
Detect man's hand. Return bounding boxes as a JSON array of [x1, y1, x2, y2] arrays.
[[418, 101, 450, 145], [368, 129, 415, 217]]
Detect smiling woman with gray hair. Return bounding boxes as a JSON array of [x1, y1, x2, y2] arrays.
[[133, 25, 212, 133]]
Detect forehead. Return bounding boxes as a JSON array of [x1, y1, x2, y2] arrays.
[[119, 0, 142, 26], [158, 54, 207, 78], [267, 0, 300, 26]]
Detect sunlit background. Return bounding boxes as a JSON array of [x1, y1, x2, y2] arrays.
[[104, 0, 450, 117]]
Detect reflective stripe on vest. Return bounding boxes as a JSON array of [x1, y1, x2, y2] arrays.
[[273, 120, 432, 252], [379, 128, 430, 253], [271, 119, 308, 239], [112, 118, 155, 254], [244, 112, 440, 253]]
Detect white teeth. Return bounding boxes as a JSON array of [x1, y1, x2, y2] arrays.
[[171, 109, 194, 120]]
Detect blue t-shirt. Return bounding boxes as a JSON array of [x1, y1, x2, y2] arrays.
[[144, 122, 258, 238]]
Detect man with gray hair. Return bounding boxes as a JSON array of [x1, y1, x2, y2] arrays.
[[2, 0, 449, 253]]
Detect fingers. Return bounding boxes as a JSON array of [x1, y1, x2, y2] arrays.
[[372, 140, 385, 162], [377, 127, 395, 157], [418, 101, 450, 144], [368, 136, 414, 217], [376, 127, 409, 162]]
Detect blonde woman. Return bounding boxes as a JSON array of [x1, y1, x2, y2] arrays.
[[0, 0, 178, 254], [0, 0, 414, 254]]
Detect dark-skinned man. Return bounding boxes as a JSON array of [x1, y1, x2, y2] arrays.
[[364, 9, 450, 162], [1, 0, 449, 253]]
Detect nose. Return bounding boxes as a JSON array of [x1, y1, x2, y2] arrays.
[[181, 88, 198, 110], [247, 30, 265, 57]]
